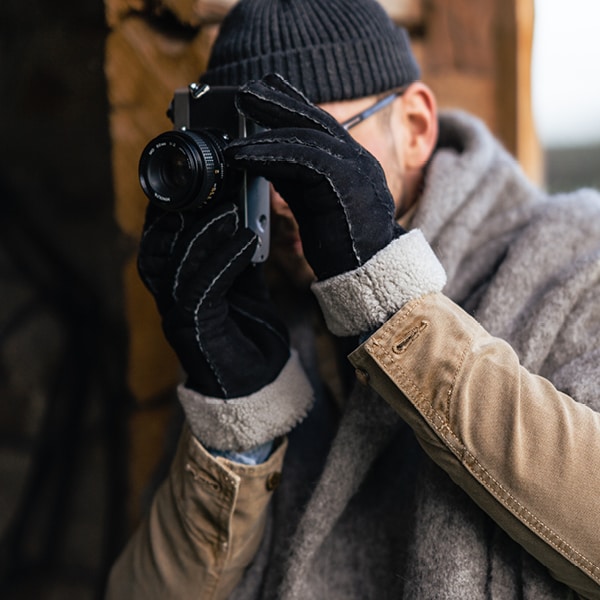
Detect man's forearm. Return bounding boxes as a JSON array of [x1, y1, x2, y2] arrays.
[[349, 293, 600, 599], [106, 425, 286, 600]]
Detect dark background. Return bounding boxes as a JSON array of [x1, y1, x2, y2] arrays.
[[0, 0, 130, 598], [0, 1, 599, 598]]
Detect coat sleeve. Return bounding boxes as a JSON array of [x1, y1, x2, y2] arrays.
[[348, 292, 600, 599], [105, 424, 287, 600]]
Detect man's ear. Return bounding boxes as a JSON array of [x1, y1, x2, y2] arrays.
[[398, 82, 438, 172]]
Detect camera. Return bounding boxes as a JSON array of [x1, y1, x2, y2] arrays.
[[138, 83, 270, 262]]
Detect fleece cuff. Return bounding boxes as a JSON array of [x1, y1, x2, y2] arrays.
[[311, 229, 447, 337], [178, 350, 314, 452]]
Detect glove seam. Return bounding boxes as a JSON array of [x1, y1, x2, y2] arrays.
[[238, 83, 340, 136], [229, 303, 290, 347], [193, 234, 257, 397], [173, 205, 240, 301]]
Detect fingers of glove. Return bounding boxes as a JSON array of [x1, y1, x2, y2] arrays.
[[174, 227, 258, 316], [236, 74, 348, 138], [138, 209, 187, 311], [138, 202, 240, 301], [139, 208, 185, 269], [227, 131, 390, 225], [226, 131, 362, 199], [229, 129, 398, 278], [168, 202, 241, 268], [229, 124, 358, 159]]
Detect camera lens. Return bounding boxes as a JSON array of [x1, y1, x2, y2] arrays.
[[138, 130, 228, 211], [160, 147, 194, 189]]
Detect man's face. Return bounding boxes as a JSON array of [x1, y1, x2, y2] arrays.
[[269, 93, 408, 289]]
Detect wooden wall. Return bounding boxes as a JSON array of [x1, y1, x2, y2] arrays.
[[104, 0, 540, 525]]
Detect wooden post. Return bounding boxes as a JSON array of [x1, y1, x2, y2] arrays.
[[413, 0, 541, 181], [104, 1, 226, 525]]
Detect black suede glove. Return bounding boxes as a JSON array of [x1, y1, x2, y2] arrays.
[[138, 201, 290, 399], [227, 73, 405, 281]]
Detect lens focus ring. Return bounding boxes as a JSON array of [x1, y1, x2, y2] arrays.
[[138, 129, 227, 211]]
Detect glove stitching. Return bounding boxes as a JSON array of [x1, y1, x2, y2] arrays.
[[232, 135, 350, 161], [230, 303, 288, 348], [356, 159, 395, 211], [169, 212, 186, 254], [139, 212, 186, 297], [193, 234, 257, 398], [172, 206, 239, 302], [351, 152, 397, 260], [241, 88, 340, 138], [231, 152, 362, 267]]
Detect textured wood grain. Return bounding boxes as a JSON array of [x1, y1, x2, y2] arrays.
[[105, 7, 218, 524]]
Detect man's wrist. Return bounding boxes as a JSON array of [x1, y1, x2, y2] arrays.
[[311, 229, 447, 337], [178, 350, 314, 452], [208, 440, 275, 465]]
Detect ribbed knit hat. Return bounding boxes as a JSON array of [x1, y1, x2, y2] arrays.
[[201, 0, 420, 103]]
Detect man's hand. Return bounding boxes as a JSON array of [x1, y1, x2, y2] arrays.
[[138, 201, 290, 399], [227, 73, 405, 281]]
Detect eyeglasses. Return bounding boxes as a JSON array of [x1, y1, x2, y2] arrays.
[[341, 86, 409, 131]]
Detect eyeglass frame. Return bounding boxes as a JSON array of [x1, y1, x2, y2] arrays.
[[341, 85, 410, 131]]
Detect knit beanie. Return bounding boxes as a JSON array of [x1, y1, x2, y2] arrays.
[[201, 0, 421, 103]]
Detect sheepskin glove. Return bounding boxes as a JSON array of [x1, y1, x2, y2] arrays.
[[228, 73, 406, 281], [229, 74, 446, 337], [138, 201, 291, 399], [138, 201, 315, 451]]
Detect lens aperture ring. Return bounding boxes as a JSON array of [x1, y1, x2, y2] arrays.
[[185, 130, 226, 207]]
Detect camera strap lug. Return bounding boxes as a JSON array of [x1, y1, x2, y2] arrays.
[[189, 82, 210, 99]]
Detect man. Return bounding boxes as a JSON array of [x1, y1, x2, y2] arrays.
[[107, 0, 600, 598]]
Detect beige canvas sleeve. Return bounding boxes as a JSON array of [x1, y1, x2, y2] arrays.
[[349, 292, 600, 600], [105, 424, 286, 600]]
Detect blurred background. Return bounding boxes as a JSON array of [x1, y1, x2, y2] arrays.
[[0, 1, 130, 598], [0, 0, 599, 598], [532, 0, 600, 191]]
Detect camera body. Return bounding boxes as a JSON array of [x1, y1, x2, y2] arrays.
[[138, 83, 270, 262]]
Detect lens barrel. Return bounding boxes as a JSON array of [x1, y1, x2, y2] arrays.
[[138, 129, 227, 211]]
